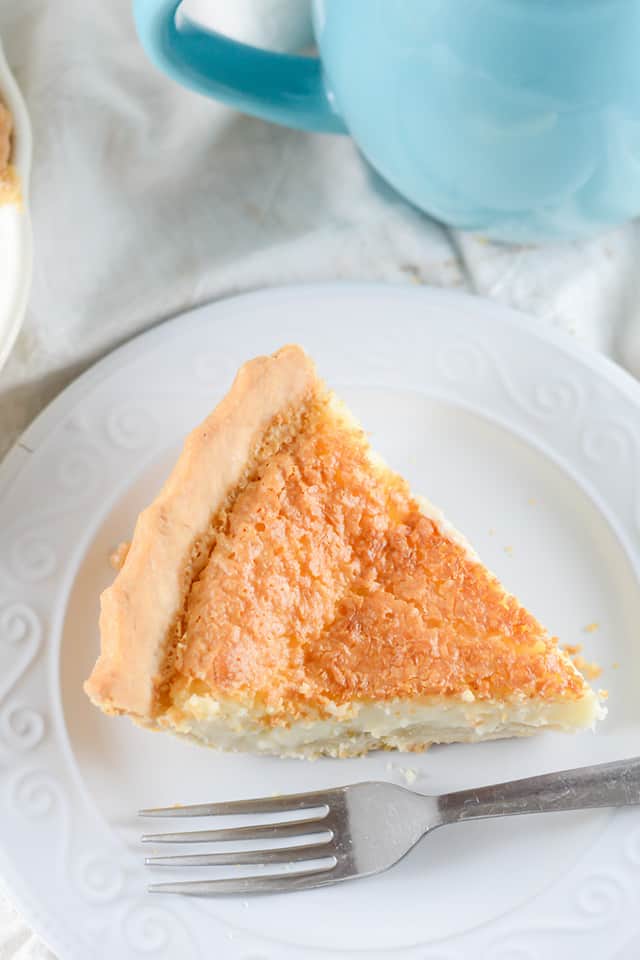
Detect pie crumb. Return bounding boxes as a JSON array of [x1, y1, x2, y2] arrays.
[[109, 541, 130, 571], [562, 643, 582, 656], [583, 622, 599, 634], [563, 644, 601, 680], [572, 654, 602, 681], [0, 100, 20, 205]]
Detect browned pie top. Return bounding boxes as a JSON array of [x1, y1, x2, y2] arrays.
[[177, 395, 585, 721], [86, 345, 587, 723]]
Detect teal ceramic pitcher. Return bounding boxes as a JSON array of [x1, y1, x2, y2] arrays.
[[133, 0, 640, 243]]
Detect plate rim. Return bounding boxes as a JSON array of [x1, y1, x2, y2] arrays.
[[9, 282, 640, 457]]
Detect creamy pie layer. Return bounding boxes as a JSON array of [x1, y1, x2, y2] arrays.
[[161, 688, 604, 759]]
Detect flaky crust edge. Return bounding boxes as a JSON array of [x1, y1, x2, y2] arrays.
[[84, 345, 318, 719]]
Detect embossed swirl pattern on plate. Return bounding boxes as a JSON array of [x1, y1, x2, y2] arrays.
[[573, 871, 631, 925], [8, 768, 66, 821], [436, 341, 585, 421], [73, 853, 126, 904], [8, 531, 57, 583], [582, 419, 640, 536], [121, 901, 203, 958], [2, 438, 111, 584], [0, 601, 42, 704], [106, 405, 157, 451], [0, 704, 45, 751]]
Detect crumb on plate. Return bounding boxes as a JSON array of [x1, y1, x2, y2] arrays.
[[562, 643, 582, 656], [572, 654, 602, 681], [397, 767, 417, 786], [563, 644, 602, 681]]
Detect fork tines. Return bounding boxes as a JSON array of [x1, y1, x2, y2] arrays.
[[140, 788, 343, 895]]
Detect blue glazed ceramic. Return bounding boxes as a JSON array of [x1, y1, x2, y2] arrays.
[[133, 0, 640, 242]]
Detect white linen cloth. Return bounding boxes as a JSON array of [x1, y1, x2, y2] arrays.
[[1, 1, 640, 956]]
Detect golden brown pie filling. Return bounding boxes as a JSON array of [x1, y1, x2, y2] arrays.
[[172, 393, 584, 725]]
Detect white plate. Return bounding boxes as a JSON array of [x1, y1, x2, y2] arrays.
[[0, 36, 32, 371], [1, 285, 640, 960]]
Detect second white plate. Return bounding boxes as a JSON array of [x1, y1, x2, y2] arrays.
[[0, 35, 32, 371], [1, 284, 640, 960]]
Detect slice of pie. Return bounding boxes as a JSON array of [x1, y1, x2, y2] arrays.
[[0, 99, 19, 205], [85, 345, 604, 758]]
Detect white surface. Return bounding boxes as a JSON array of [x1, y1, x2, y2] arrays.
[[1, 1, 640, 957], [0, 37, 31, 374], [1, 284, 640, 960]]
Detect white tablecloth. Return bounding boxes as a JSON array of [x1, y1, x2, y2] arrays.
[[1, 1, 640, 956]]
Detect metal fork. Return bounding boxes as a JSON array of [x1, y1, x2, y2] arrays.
[[141, 756, 640, 895]]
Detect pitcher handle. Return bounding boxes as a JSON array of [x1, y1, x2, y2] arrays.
[[133, 0, 347, 133]]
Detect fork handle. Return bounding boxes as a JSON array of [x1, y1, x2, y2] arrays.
[[438, 757, 640, 825]]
